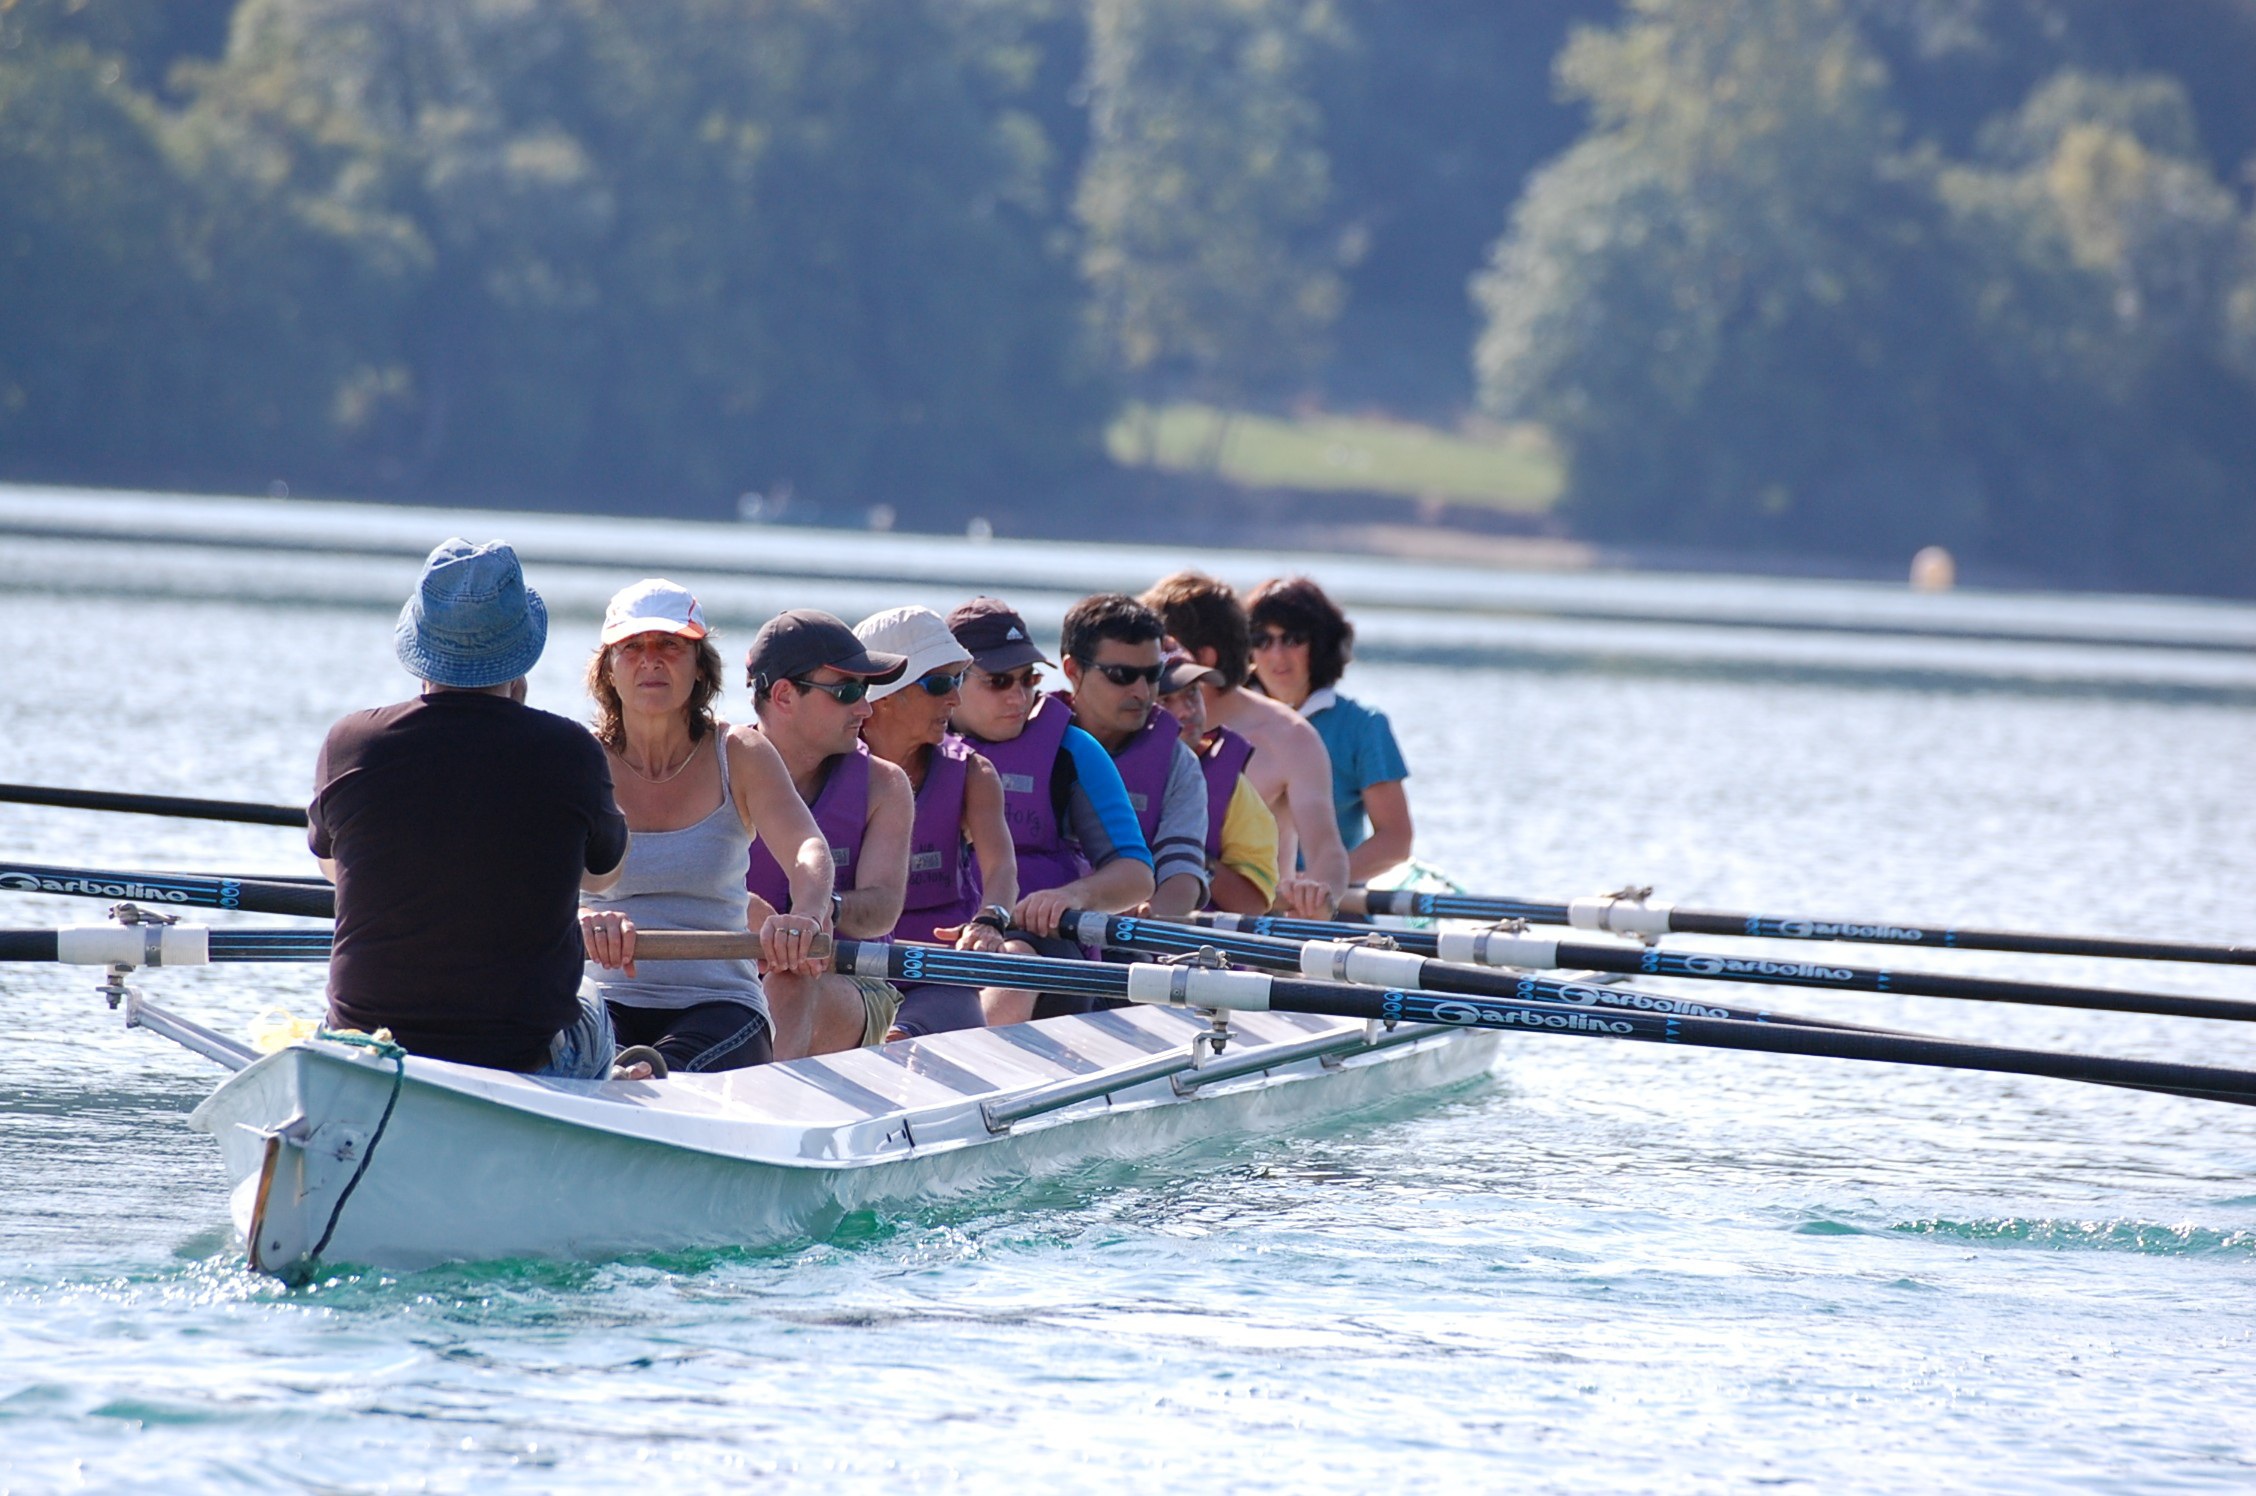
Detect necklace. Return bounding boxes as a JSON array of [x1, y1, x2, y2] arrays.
[[620, 734, 705, 785]]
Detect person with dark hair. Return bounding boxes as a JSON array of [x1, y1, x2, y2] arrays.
[[577, 581, 840, 1074], [1155, 650, 1279, 915], [1140, 570, 1347, 917], [313, 539, 630, 1079], [743, 608, 918, 1058], [946, 596, 1154, 1022], [1246, 576, 1413, 883], [1057, 594, 1209, 916]]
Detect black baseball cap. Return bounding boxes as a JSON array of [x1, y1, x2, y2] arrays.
[[745, 608, 908, 690], [947, 597, 1053, 672]]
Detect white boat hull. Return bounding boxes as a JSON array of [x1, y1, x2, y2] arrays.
[[187, 1003, 1500, 1277]]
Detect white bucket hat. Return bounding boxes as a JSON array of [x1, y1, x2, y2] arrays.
[[853, 605, 973, 701]]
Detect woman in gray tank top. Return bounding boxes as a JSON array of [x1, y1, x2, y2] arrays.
[[577, 580, 837, 1073]]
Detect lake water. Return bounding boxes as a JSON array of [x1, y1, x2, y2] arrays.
[[3, 504, 2255, 1491]]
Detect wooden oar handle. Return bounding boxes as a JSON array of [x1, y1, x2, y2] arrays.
[[631, 929, 835, 963]]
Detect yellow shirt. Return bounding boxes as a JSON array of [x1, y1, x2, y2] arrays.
[[1218, 775, 1279, 904]]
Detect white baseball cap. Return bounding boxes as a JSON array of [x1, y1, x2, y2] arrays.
[[601, 578, 708, 646], [854, 605, 974, 701]]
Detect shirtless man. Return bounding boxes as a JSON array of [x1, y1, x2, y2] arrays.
[[1141, 571, 1347, 918]]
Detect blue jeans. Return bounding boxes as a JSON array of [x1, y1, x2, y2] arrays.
[[535, 992, 617, 1080]]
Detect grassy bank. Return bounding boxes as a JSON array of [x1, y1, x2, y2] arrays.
[[1104, 403, 1564, 513]]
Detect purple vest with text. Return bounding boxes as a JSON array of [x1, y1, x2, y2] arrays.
[[891, 735, 981, 943], [1197, 726, 1256, 861], [965, 693, 1088, 896], [745, 742, 869, 914], [1098, 704, 1181, 847]]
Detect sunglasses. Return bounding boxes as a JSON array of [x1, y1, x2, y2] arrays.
[[791, 675, 872, 705], [1250, 629, 1309, 652], [976, 668, 1041, 693], [912, 669, 966, 698], [1080, 659, 1164, 688]]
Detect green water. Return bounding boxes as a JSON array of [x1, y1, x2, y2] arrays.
[[3, 550, 2255, 1490]]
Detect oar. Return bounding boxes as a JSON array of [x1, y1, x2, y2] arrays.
[[0, 861, 335, 920], [831, 939, 2256, 1108], [1350, 887, 2256, 967], [1062, 910, 1907, 1036], [0, 782, 307, 827], [1195, 912, 2256, 1025], [0, 926, 822, 966]]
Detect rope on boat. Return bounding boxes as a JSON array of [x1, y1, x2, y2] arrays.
[[307, 1027, 407, 1265]]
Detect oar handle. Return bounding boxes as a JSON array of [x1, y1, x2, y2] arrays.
[[0, 783, 307, 827], [630, 930, 835, 963]]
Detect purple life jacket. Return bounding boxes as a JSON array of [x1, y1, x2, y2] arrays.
[[963, 693, 1087, 896], [745, 742, 869, 914], [891, 734, 980, 944], [1082, 700, 1179, 847], [1197, 726, 1256, 861]]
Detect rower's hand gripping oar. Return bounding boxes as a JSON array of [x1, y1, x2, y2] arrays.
[[1194, 911, 2256, 1025], [0, 781, 308, 827], [1349, 886, 2256, 968]]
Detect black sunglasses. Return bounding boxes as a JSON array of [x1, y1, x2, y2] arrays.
[[912, 669, 966, 697], [791, 675, 872, 705], [1079, 659, 1164, 687], [976, 668, 1042, 692], [1250, 628, 1309, 651]]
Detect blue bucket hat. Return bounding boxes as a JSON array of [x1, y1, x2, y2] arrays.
[[394, 538, 549, 689]]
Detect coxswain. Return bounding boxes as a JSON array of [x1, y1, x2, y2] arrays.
[[853, 605, 1025, 1037], [311, 539, 630, 1078], [743, 609, 915, 1058], [945, 596, 1154, 1021], [1140, 571, 1346, 918]]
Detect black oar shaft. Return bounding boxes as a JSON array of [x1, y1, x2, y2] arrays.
[[1266, 981, 2256, 1107], [0, 782, 307, 828], [1078, 912, 1896, 1036], [832, 938, 2256, 1107], [1197, 913, 2256, 1024], [1357, 889, 2256, 967], [0, 862, 334, 920]]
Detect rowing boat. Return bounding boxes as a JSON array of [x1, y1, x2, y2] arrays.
[[159, 992, 1494, 1280]]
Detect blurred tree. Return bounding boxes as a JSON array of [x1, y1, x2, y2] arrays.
[[1473, 0, 2256, 591], [1313, 0, 1616, 412], [1474, 0, 1986, 561], [1077, 0, 1343, 415]]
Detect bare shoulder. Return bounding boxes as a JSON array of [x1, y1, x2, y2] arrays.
[[868, 753, 913, 802]]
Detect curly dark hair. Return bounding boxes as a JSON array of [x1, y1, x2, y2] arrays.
[[1060, 593, 1164, 664], [587, 635, 727, 751], [1140, 570, 1251, 690], [1247, 576, 1353, 692]]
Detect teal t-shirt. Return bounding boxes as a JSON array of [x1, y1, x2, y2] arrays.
[[1303, 689, 1408, 850]]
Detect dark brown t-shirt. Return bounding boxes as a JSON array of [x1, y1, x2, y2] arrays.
[[309, 692, 629, 1069]]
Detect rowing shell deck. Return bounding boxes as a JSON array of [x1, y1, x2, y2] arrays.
[[183, 1002, 1500, 1278]]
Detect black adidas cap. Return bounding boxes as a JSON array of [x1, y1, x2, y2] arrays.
[[946, 597, 1053, 673]]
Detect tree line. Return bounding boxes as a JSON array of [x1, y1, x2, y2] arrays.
[[4, 0, 2254, 592]]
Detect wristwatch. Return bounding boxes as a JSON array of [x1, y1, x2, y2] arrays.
[[828, 892, 844, 924], [972, 904, 1013, 932]]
